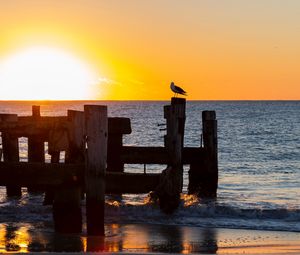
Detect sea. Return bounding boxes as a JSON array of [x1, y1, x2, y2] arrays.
[[0, 100, 299, 252]]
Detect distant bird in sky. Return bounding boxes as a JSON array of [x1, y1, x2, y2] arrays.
[[170, 82, 187, 97]]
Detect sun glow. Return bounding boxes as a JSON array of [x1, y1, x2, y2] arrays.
[[0, 46, 98, 100]]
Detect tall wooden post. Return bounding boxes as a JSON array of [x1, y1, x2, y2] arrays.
[[188, 111, 218, 198], [28, 106, 44, 162], [107, 118, 131, 173], [202, 111, 218, 198], [85, 105, 108, 236], [0, 114, 21, 197], [28, 106, 44, 192], [43, 151, 59, 205], [155, 98, 185, 213], [52, 110, 83, 233]]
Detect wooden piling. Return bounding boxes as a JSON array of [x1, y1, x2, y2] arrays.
[[0, 114, 21, 197], [28, 106, 44, 163], [43, 151, 59, 205], [27, 106, 45, 192], [188, 111, 218, 198], [155, 98, 186, 213], [84, 105, 108, 236], [107, 118, 131, 173], [52, 110, 84, 233]]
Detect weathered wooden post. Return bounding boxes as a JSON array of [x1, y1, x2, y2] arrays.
[[28, 106, 44, 192], [28, 106, 44, 162], [188, 111, 218, 198], [0, 114, 21, 197], [107, 118, 131, 173], [84, 105, 108, 235], [43, 151, 59, 205], [52, 110, 83, 233], [155, 98, 186, 213]]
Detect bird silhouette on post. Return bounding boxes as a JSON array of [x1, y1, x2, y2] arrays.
[[170, 82, 187, 97]]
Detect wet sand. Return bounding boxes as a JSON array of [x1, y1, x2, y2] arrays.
[[0, 223, 299, 254]]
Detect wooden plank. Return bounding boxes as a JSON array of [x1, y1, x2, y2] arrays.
[[84, 105, 108, 236], [108, 117, 131, 134], [43, 151, 60, 205], [121, 146, 168, 164], [121, 146, 204, 164], [0, 114, 21, 197], [0, 116, 130, 137], [0, 162, 84, 186], [52, 110, 84, 233], [0, 161, 160, 193], [105, 172, 160, 194], [107, 134, 123, 172], [27, 106, 45, 192], [66, 110, 85, 163], [0, 116, 67, 137]]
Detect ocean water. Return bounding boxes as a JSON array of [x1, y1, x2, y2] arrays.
[[0, 100, 299, 238]]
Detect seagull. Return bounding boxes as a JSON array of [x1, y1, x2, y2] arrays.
[[170, 82, 187, 97]]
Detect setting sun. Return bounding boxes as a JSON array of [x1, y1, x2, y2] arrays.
[[0, 46, 98, 100]]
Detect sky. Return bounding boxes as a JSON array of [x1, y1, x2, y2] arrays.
[[0, 0, 300, 100]]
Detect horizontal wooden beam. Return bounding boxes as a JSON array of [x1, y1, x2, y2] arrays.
[[0, 117, 68, 137], [0, 162, 160, 193], [108, 117, 131, 134], [121, 146, 168, 164], [106, 172, 160, 194], [0, 162, 83, 186], [121, 146, 204, 164], [0, 116, 131, 137]]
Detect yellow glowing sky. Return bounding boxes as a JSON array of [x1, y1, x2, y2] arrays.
[[0, 0, 300, 100]]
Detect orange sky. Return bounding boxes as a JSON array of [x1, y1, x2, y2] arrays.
[[0, 0, 300, 100]]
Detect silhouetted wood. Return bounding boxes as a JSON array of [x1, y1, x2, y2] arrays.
[[0, 116, 130, 138], [106, 172, 160, 194], [27, 106, 45, 193], [0, 162, 160, 193], [108, 117, 131, 135], [43, 151, 59, 205], [0, 101, 219, 231], [53, 110, 84, 233], [189, 111, 218, 198], [0, 114, 21, 197], [107, 118, 131, 173], [85, 105, 108, 236], [121, 146, 203, 164], [0, 162, 83, 186], [155, 98, 186, 213]]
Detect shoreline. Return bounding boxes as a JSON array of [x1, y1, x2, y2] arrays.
[[1, 223, 300, 254]]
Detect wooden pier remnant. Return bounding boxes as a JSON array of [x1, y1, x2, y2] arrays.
[[85, 105, 108, 236], [0, 98, 219, 235], [155, 98, 186, 213], [188, 110, 218, 198], [28, 106, 45, 192], [52, 110, 84, 233], [107, 118, 131, 173], [0, 114, 21, 197]]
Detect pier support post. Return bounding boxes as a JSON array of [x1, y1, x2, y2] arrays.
[[188, 111, 218, 198], [52, 110, 84, 233], [107, 118, 131, 173], [43, 151, 59, 205], [85, 105, 108, 236], [0, 114, 21, 197], [28, 106, 45, 192], [156, 98, 185, 213]]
